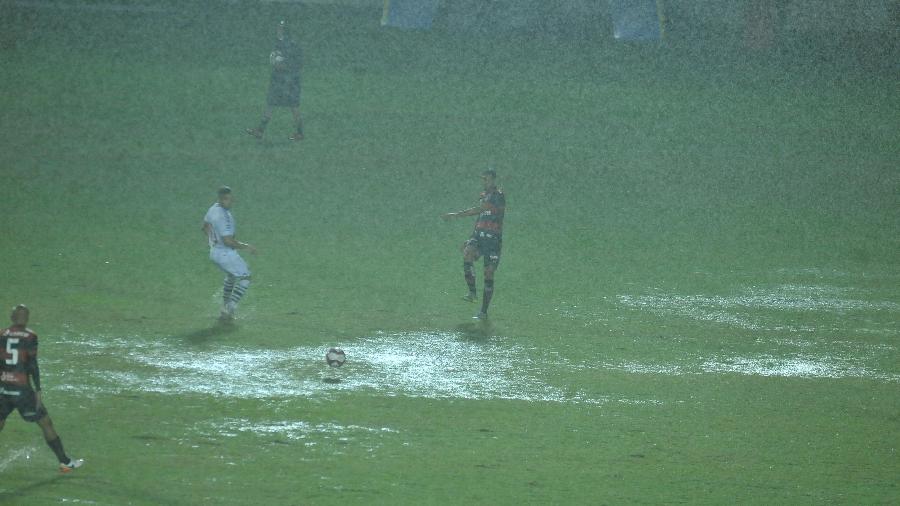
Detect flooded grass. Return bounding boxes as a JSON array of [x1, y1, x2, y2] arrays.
[[1, 4, 898, 503], [54, 331, 612, 404], [7, 262, 886, 505]]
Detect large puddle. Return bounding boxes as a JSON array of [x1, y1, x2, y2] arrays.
[[54, 331, 612, 405], [610, 278, 899, 381], [51, 324, 900, 414], [604, 352, 899, 382], [617, 283, 900, 333], [43, 274, 900, 405]]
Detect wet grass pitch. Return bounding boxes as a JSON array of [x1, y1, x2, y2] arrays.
[[1, 4, 898, 504]]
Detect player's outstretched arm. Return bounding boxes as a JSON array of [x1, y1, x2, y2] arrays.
[[441, 206, 480, 221]]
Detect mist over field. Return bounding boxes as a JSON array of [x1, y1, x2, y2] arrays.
[[1, 1, 898, 504]]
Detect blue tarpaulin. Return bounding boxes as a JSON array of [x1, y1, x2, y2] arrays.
[[609, 0, 665, 41], [381, 0, 440, 30]]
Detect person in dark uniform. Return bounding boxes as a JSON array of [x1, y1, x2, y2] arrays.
[[0, 304, 83, 473], [247, 20, 304, 141], [441, 169, 506, 320]]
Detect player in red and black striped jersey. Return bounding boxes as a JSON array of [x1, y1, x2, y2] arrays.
[[442, 169, 506, 319], [1, 305, 83, 473]]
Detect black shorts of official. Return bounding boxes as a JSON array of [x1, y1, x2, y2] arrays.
[[267, 72, 301, 107], [466, 232, 502, 268], [0, 388, 49, 423]]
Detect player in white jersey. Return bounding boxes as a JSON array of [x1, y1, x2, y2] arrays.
[[203, 186, 257, 320]]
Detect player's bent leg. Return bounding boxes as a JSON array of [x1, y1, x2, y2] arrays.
[[220, 274, 237, 319], [216, 250, 250, 318], [0, 398, 11, 433], [461, 239, 480, 302], [36, 413, 59, 442], [223, 275, 236, 305], [461, 239, 478, 259], [479, 278, 494, 316], [479, 263, 497, 317], [0, 395, 15, 428], [35, 413, 79, 470], [462, 262, 477, 301], [36, 414, 83, 472], [226, 276, 251, 315]]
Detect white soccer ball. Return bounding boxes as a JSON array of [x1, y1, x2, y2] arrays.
[[325, 348, 346, 367]]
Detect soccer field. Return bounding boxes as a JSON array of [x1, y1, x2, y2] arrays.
[[1, 3, 898, 504]]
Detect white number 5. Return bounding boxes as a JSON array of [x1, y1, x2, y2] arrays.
[[4, 338, 19, 365]]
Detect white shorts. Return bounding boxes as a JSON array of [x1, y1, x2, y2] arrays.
[[210, 248, 250, 278]]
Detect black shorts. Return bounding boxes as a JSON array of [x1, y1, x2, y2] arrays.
[[267, 72, 301, 107], [466, 232, 502, 268], [0, 388, 48, 423]]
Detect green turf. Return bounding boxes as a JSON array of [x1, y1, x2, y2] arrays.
[[1, 4, 898, 505]]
